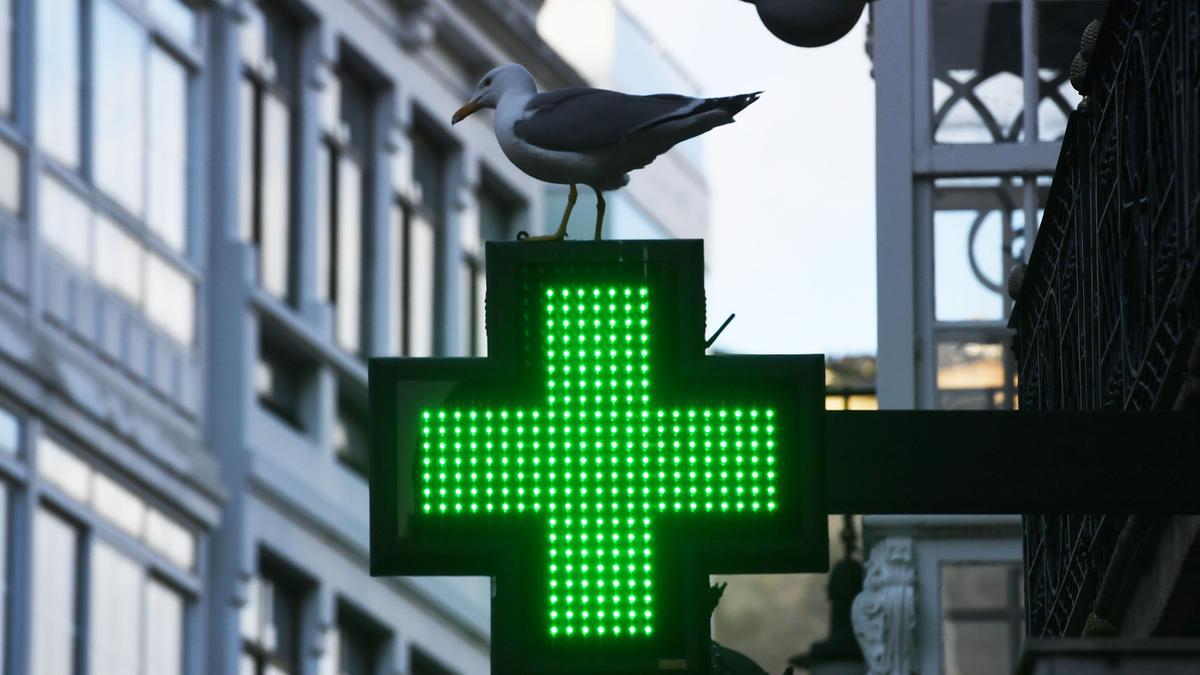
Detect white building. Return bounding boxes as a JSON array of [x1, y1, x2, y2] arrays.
[[0, 0, 591, 673]]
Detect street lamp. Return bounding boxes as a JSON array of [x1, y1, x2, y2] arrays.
[[740, 0, 868, 48]]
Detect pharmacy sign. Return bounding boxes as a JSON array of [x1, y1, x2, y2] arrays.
[[370, 241, 826, 675]]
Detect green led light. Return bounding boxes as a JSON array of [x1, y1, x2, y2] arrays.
[[417, 284, 780, 639]]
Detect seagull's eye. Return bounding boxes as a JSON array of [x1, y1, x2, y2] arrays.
[[483, 77, 493, 87]]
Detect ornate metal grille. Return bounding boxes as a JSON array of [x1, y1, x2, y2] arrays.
[[1012, 0, 1200, 638]]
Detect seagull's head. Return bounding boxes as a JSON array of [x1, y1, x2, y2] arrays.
[[452, 64, 536, 125]]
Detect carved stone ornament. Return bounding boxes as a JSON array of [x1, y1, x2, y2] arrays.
[[851, 537, 916, 675]]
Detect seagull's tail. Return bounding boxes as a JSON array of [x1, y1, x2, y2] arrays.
[[700, 91, 762, 118]]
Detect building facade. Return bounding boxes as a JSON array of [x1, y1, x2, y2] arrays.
[[857, 0, 1103, 673], [0, 0, 599, 673]]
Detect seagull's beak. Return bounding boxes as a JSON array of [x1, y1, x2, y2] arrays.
[[451, 99, 482, 125]]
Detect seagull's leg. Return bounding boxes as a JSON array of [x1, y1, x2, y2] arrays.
[[593, 187, 606, 240], [523, 184, 577, 242]]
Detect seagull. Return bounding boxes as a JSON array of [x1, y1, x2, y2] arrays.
[[451, 63, 760, 241]]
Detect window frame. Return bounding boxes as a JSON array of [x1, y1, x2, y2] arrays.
[[319, 56, 379, 357], [241, 553, 311, 675], [239, 0, 301, 303], [28, 0, 205, 348]]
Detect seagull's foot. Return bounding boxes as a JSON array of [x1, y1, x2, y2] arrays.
[[518, 231, 568, 242]]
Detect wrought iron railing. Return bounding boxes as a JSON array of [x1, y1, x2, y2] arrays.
[[1011, 0, 1200, 638]]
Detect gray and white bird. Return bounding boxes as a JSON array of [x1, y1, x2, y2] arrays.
[[451, 63, 760, 241]]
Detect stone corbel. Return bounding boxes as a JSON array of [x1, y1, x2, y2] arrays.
[[397, 0, 443, 51], [852, 537, 917, 675]]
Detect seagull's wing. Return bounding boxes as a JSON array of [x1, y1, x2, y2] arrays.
[[514, 88, 701, 151]]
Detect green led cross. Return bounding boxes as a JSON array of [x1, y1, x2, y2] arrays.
[[417, 284, 778, 640]]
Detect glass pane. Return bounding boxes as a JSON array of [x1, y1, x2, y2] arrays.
[[335, 156, 363, 353], [261, 93, 292, 299], [145, 579, 186, 675], [93, 0, 147, 215], [937, 342, 1012, 410], [90, 541, 142, 675], [38, 436, 92, 502], [0, 0, 11, 117], [338, 624, 376, 675], [94, 215, 144, 304], [0, 406, 16, 455], [257, 340, 308, 430], [933, 177, 1023, 322], [147, 49, 189, 252], [409, 212, 435, 357], [1037, 1, 1105, 141], [479, 186, 516, 241], [315, 143, 333, 302], [93, 472, 147, 537], [240, 576, 261, 642], [146, 508, 196, 570], [266, 573, 301, 669], [388, 203, 405, 354], [39, 174, 92, 270], [145, 254, 195, 345], [334, 398, 369, 476], [412, 133, 443, 219], [943, 620, 1012, 675], [942, 563, 1016, 610], [148, 0, 196, 44], [0, 137, 17, 215], [239, 79, 257, 243], [932, 0, 1025, 144], [36, 0, 81, 167], [339, 70, 372, 158], [32, 509, 78, 675]]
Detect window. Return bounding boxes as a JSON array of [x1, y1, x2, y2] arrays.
[[256, 331, 314, 429], [37, 435, 198, 569], [144, 578, 187, 675], [318, 63, 375, 355], [462, 182, 520, 355], [240, 0, 299, 301], [0, 404, 18, 455], [32, 508, 80, 675], [38, 173, 197, 345], [242, 563, 306, 675], [36, 0, 81, 167], [0, 140, 18, 215], [256, 335, 313, 431], [324, 604, 385, 675], [90, 0, 191, 251], [89, 542, 187, 675], [0, 0, 12, 117], [334, 389, 368, 476], [89, 541, 142, 675], [941, 562, 1023, 675], [389, 199, 436, 357], [397, 127, 447, 357]]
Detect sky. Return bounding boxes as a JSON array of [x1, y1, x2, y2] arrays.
[[617, 1, 878, 357]]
